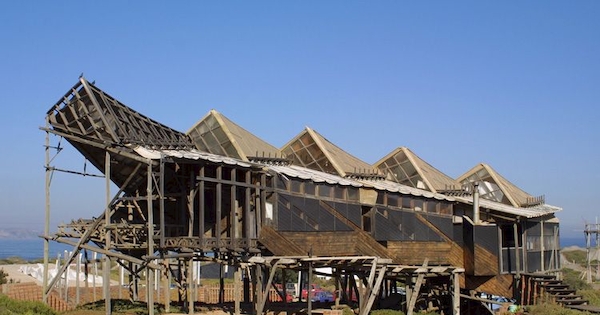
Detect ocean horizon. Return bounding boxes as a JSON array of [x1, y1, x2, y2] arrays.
[[0, 235, 592, 261], [0, 238, 74, 261]]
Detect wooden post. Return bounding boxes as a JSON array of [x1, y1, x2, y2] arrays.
[[513, 221, 521, 302], [407, 259, 428, 315], [254, 265, 263, 315], [234, 266, 241, 315], [104, 152, 112, 315], [76, 253, 81, 305], [334, 268, 340, 308], [244, 267, 250, 304], [360, 264, 387, 315], [219, 262, 225, 304], [199, 166, 205, 245], [164, 259, 170, 313], [147, 163, 155, 315], [308, 260, 313, 314], [404, 275, 411, 314], [282, 268, 288, 303], [43, 129, 50, 304], [188, 258, 195, 315], [452, 271, 460, 315], [216, 166, 222, 246]]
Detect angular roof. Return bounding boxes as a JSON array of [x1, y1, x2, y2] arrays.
[[457, 163, 534, 207], [373, 147, 461, 193], [186, 109, 280, 162], [281, 127, 378, 177], [47, 77, 193, 149]]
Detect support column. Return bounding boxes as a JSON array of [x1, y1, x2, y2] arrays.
[[188, 258, 195, 315], [308, 261, 313, 314], [254, 265, 264, 315], [513, 221, 522, 301], [43, 129, 51, 303], [540, 221, 545, 272], [407, 260, 428, 315], [219, 262, 225, 304], [147, 163, 155, 315], [243, 267, 250, 304], [104, 152, 112, 315], [452, 271, 460, 315], [360, 264, 387, 315], [163, 259, 170, 313], [234, 265, 242, 315]]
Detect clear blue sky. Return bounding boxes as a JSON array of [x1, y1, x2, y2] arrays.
[[0, 1, 598, 239]]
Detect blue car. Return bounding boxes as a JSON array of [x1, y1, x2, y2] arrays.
[[311, 291, 335, 303]]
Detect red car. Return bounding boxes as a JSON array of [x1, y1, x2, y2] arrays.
[[301, 284, 324, 300]]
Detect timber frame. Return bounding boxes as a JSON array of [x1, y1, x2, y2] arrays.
[[41, 77, 563, 315]]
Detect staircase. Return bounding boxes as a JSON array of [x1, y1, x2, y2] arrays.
[[526, 273, 588, 306]]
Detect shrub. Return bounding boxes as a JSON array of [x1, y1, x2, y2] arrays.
[[370, 310, 405, 315], [562, 250, 587, 266], [0, 269, 7, 285], [74, 299, 164, 314], [526, 304, 590, 315], [0, 294, 56, 315], [579, 289, 600, 306], [561, 268, 592, 291]]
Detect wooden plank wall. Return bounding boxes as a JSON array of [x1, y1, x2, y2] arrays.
[[278, 231, 360, 256], [474, 243, 499, 276], [465, 273, 514, 298], [258, 226, 307, 256], [387, 241, 452, 265]]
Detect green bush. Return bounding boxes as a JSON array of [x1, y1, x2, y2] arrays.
[[561, 268, 592, 291], [0, 257, 29, 265], [0, 294, 56, 315], [370, 310, 405, 315], [0, 269, 7, 285], [562, 250, 588, 266], [526, 304, 591, 315], [579, 289, 600, 306], [76, 299, 164, 314]]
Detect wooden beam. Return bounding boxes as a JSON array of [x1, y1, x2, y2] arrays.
[[407, 259, 428, 315], [360, 265, 388, 315]]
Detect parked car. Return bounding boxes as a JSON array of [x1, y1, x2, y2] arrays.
[[273, 284, 294, 302], [301, 283, 324, 300], [312, 290, 335, 303]]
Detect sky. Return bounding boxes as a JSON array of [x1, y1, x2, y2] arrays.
[[0, 1, 598, 240]]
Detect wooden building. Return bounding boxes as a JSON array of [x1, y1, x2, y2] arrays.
[[41, 77, 561, 314]]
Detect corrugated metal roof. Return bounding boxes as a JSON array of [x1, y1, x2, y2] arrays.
[[133, 146, 254, 167], [267, 165, 455, 201], [133, 146, 455, 202], [356, 179, 455, 201], [453, 195, 562, 218], [268, 165, 362, 186]]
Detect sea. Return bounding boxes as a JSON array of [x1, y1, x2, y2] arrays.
[[0, 236, 591, 261], [0, 238, 74, 261]]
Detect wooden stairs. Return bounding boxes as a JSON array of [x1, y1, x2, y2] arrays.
[[525, 273, 588, 306]]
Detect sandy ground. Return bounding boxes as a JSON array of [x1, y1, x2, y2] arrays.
[[0, 263, 41, 284], [0, 263, 118, 287]]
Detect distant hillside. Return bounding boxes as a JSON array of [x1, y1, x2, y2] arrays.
[[0, 228, 42, 239]]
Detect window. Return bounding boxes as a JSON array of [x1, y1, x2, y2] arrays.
[[362, 206, 372, 233]]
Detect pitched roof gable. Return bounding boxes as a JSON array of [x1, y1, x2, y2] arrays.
[[281, 127, 376, 177], [374, 147, 460, 193], [457, 163, 533, 207], [186, 109, 280, 161]]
